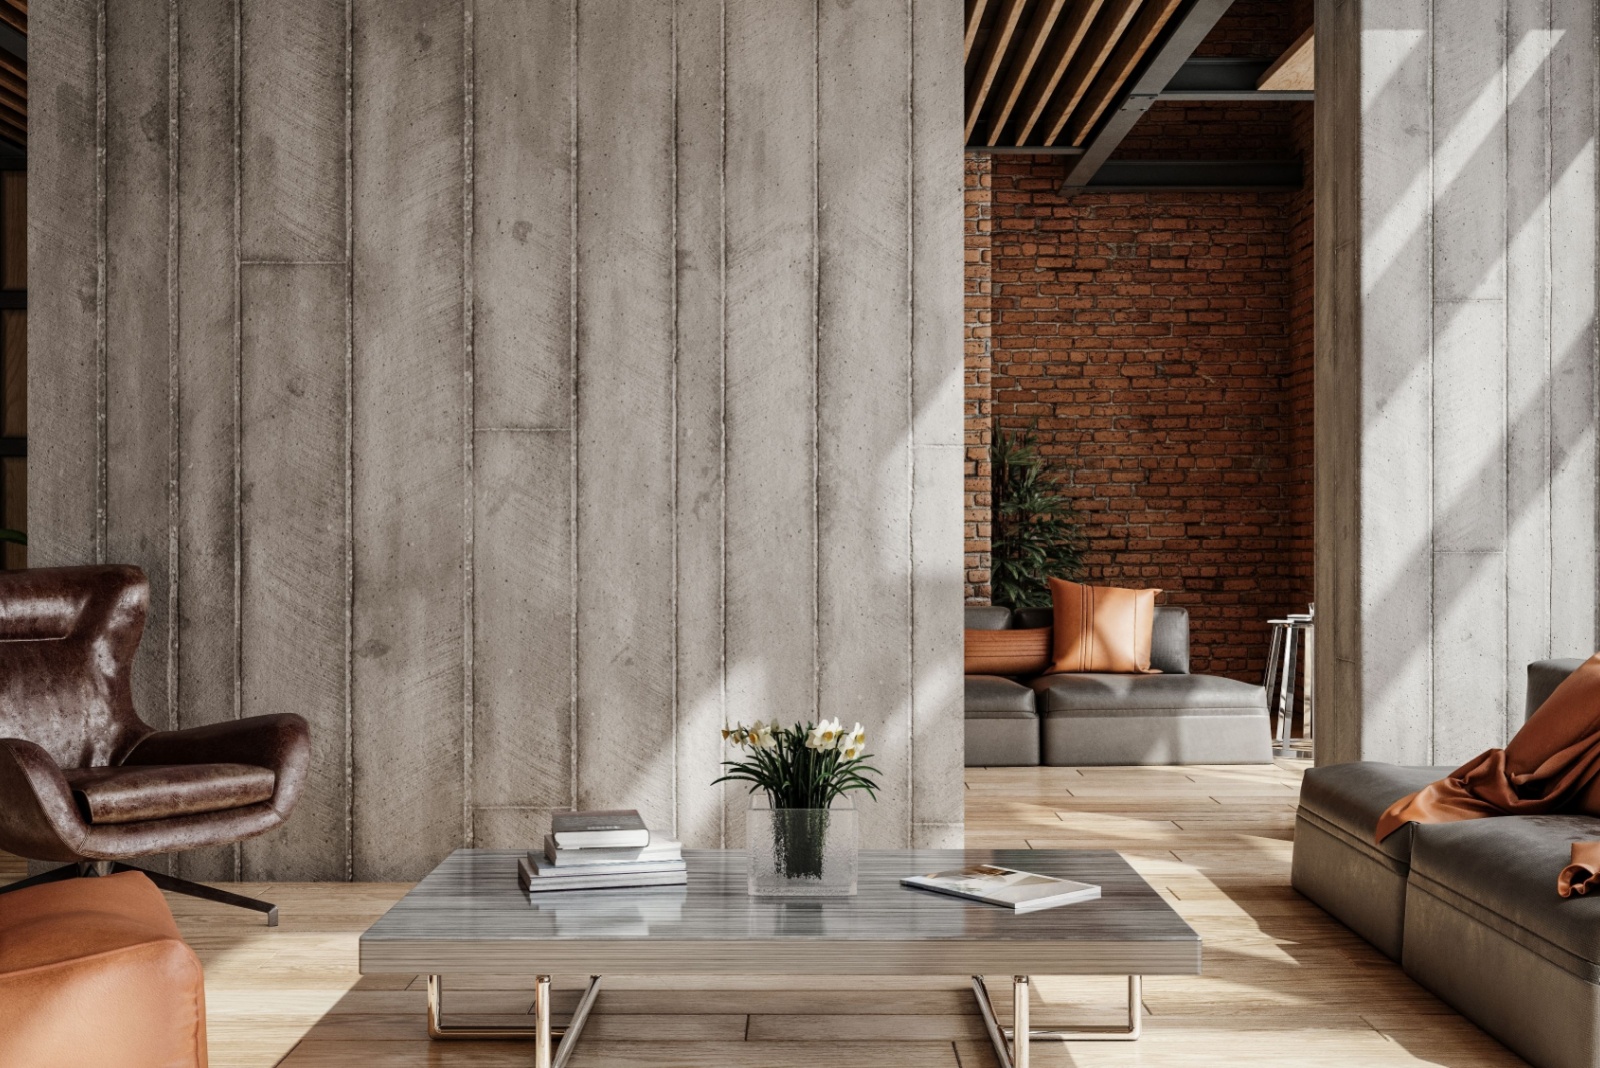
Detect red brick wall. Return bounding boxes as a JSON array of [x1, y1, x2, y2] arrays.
[[981, 154, 1311, 682], [965, 155, 993, 603]]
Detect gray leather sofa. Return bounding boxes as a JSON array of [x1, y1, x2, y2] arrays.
[[965, 605, 1274, 767], [1292, 658, 1594, 1068]]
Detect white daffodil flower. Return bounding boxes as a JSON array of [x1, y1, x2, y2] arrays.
[[838, 723, 866, 760], [723, 722, 753, 749], [752, 722, 777, 750], [806, 717, 844, 750]]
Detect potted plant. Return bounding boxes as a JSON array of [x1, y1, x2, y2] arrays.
[[990, 425, 1085, 608], [715, 719, 879, 897]]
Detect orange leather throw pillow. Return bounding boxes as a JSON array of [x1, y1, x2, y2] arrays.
[[964, 628, 1052, 676], [1047, 578, 1161, 674]]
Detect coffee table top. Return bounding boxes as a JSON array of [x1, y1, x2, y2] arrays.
[[360, 849, 1199, 976]]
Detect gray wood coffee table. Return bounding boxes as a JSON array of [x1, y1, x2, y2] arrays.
[[360, 848, 1199, 1068]]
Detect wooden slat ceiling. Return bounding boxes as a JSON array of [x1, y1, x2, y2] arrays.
[[0, 0, 23, 149], [966, 0, 1183, 149]]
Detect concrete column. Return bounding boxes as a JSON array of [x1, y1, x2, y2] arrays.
[[1316, 0, 1599, 764]]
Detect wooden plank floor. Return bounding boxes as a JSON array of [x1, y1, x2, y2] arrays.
[[1, 760, 1527, 1066]]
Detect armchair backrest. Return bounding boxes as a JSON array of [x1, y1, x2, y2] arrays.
[[1526, 658, 1585, 723], [0, 565, 152, 769], [1150, 606, 1189, 674]]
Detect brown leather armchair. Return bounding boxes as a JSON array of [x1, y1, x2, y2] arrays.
[[0, 565, 311, 924]]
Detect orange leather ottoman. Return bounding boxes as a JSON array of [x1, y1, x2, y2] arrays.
[[0, 871, 207, 1068]]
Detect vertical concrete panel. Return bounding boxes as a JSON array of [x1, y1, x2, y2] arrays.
[[351, 0, 465, 881], [674, 0, 726, 847], [174, 0, 241, 881], [1503, 0, 1553, 731], [574, 0, 676, 826], [817, 0, 911, 848], [28, 0, 101, 570], [1433, 552, 1508, 760], [239, 264, 348, 880], [240, 0, 346, 262], [105, 0, 172, 733], [910, 0, 965, 845], [474, 0, 571, 430], [472, 431, 572, 833], [1356, 0, 1433, 764], [722, 0, 815, 841], [1548, 0, 1599, 656]]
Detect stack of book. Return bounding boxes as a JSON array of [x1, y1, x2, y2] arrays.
[[517, 809, 686, 895]]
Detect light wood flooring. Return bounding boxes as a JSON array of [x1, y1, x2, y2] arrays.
[[1, 760, 1528, 1067]]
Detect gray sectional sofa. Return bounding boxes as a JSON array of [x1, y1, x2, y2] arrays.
[[1292, 658, 1593, 1068], [964, 605, 1273, 767]]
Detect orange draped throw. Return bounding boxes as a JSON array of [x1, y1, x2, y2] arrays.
[[1374, 651, 1600, 897]]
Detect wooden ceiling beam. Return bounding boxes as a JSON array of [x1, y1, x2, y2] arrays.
[[0, 4, 23, 36], [1065, 0, 1183, 146], [965, 0, 1027, 143], [1008, 0, 1105, 145], [1038, 0, 1142, 147], [0, 66, 24, 102], [1258, 26, 1313, 91], [983, 0, 1068, 145], [0, 109, 26, 144], [964, 0, 991, 62]]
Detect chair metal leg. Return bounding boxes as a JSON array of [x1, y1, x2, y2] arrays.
[[1276, 629, 1298, 746], [112, 862, 279, 926], [1302, 624, 1315, 746], [0, 863, 81, 895], [1263, 624, 1284, 693]]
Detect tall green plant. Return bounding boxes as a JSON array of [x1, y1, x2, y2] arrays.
[[989, 426, 1085, 609]]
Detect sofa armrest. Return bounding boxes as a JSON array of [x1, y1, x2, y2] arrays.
[[123, 713, 313, 818], [0, 737, 90, 861], [1526, 659, 1587, 723]]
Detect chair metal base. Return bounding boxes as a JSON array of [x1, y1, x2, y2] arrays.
[[0, 860, 279, 926], [427, 974, 602, 1068], [972, 975, 1143, 1068]]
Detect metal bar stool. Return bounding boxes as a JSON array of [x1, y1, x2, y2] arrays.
[[1263, 606, 1314, 753]]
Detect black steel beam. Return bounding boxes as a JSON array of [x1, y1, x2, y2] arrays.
[[1063, 0, 1238, 188], [1071, 159, 1302, 191], [1161, 56, 1314, 101], [973, 144, 1086, 156], [0, 437, 25, 459], [0, 23, 23, 65]]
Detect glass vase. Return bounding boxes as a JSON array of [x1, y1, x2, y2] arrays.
[[746, 796, 858, 897]]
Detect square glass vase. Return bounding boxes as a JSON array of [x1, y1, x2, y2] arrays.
[[746, 796, 858, 897]]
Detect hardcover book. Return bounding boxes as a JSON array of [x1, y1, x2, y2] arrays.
[[525, 852, 686, 880], [900, 864, 1101, 912], [550, 809, 650, 849], [517, 857, 688, 894], [542, 832, 681, 866]]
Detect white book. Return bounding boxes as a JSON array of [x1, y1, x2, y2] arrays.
[[526, 852, 686, 880], [518, 857, 687, 894], [551, 809, 650, 849], [900, 864, 1101, 913], [542, 832, 681, 866]]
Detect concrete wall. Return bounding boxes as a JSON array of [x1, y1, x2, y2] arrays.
[[1317, 0, 1599, 764], [29, 0, 966, 880]]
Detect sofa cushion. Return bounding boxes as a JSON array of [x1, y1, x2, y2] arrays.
[[964, 606, 1011, 631], [1408, 814, 1600, 981], [1150, 607, 1189, 674], [964, 675, 1037, 719], [1046, 579, 1160, 674], [964, 628, 1051, 676], [63, 763, 277, 825], [1298, 762, 1453, 863], [1032, 672, 1265, 715]]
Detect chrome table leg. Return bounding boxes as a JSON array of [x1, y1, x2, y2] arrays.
[[973, 974, 1143, 1067], [426, 972, 602, 1067]]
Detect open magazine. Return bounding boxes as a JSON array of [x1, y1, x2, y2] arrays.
[[901, 864, 1101, 912]]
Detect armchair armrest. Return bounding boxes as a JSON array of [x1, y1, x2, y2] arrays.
[[0, 737, 89, 861], [124, 714, 312, 819]]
